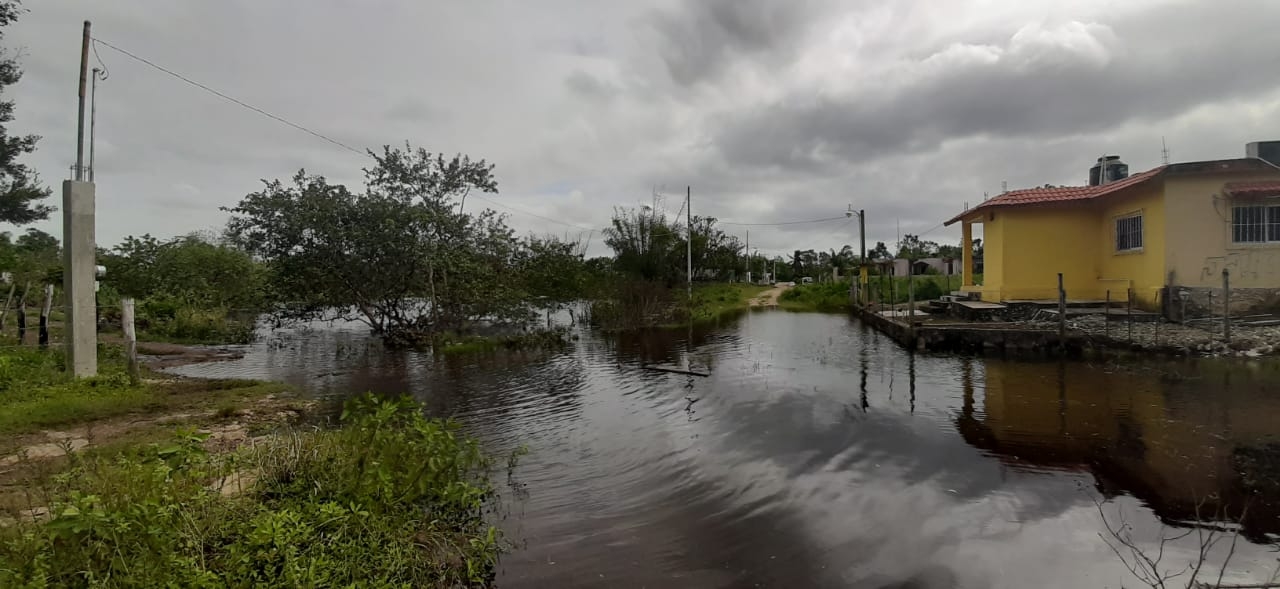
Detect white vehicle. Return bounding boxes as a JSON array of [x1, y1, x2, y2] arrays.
[[801, 277, 814, 284]]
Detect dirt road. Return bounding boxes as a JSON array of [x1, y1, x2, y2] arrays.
[[749, 284, 792, 308]]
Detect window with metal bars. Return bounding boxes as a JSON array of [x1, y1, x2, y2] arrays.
[[1232, 204, 1280, 243], [1115, 213, 1143, 251]]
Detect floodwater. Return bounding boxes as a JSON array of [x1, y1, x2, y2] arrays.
[[171, 311, 1280, 588]]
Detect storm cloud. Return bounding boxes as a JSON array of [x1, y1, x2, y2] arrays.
[[5, 0, 1280, 257]]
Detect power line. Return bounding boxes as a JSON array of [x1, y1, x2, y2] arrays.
[[90, 37, 368, 158], [719, 215, 847, 227], [93, 37, 600, 233], [468, 194, 592, 231]]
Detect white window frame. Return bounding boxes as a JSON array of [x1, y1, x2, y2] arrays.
[[1115, 212, 1143, 252], [1231, 202, 1280, 244]]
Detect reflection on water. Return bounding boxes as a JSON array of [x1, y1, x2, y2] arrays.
[[171, 313, 1280, 588]]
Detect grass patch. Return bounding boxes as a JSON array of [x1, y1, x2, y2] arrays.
[[429, 328, 571, 356], [779, 281, 854, 313], [0, 345, 289, 437], [683, 283, 769, 324], [0, 394, 505, 587]]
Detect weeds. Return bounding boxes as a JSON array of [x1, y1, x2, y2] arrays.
[[0, 394, 504, 588], [0, 346, 287, 436], [779, 281, 854, 312]]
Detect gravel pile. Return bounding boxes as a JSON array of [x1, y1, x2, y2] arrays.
[[1052, 315, 1280, 357]]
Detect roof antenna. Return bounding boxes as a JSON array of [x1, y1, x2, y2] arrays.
[[1161, 136, 1170, 165], [1000, 181, 1007, 194]]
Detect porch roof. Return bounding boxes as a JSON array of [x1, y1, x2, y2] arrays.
[[1224, 180, 1280, 198]]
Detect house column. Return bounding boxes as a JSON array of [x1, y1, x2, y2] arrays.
[[961, 220, 973, 288]]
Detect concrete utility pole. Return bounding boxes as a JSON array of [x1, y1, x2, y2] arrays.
[[63, 20, 98, 377], [744, 229, 749, 284]]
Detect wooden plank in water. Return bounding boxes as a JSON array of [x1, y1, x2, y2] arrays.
[[641, 364, 710, 377]]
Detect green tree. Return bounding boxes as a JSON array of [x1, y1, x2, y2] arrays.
[[223, 145, 526, 342], [869, 241, 892, 262], [896, 234, 939, 261], [0, 1, 52, 226], [603, 205, 681, 284]]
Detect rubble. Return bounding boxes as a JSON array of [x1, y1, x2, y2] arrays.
[[1055, 315, 1280, 357]]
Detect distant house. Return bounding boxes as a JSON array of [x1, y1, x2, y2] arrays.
[[944, 143, 1280, 316], [891, 257, 961, 277]]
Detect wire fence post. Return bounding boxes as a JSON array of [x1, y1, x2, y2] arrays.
[[38, 284, 53, 348], [1154, 290, 1161, 347], [0, 282, 14, 331], [1127, 288, 1134, 343], [1104, 290, 1111, 339], [16, 281, 29, 344], [122, 297, 140, 386], [1057, 273, 1066, 352], [1222, 269, 1231, 343]]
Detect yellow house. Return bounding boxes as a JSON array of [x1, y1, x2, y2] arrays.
[[945, 150, 1280, 314]]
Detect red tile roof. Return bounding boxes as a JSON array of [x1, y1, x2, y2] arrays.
[[944, 166, 1166, 226], [1224, 180, 1280, 198]]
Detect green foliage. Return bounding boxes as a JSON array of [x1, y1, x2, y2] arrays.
[[779, 281, 853, 312], [101, 234, 265, 310], [225, 145, 566, 343], [603, 205, 745, 284], [865, 274, 964, 304], [911, 278, 944, 300], [0, 345, 147, 435], [431, 328, 570, 355], [896, 233, 940, 260], [0, 345, 285, 436], [96, 234, 263, 344], [0, 1, 52, 226], [603, 206, 682, 283], [588, 282, 765, 329], [0, 228, 61, 290], [138, 305, 256, 345], [684, 283, 767, 324], [0, 394, 503, 587]]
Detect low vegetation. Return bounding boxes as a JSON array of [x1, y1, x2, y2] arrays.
[[685, 283, 768, 323], [0, 394, 504, 587], [0, 343, 286, 438], [588, 282, 766, 329], [779, 281, 854, 312]]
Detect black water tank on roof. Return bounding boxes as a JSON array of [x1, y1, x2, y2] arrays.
[[1247, 141, 1280, 166], [1089, 155, 1129, 186]]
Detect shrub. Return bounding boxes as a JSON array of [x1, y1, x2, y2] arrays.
[[911, 279, 944, 301], [0, 395, 504, 588]]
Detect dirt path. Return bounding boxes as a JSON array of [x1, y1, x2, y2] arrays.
[[749, 284, 792, 308]]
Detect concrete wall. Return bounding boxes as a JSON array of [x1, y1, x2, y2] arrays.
[[990, 204, 1101, 301], [977, 214, 1003, 302], [1164, 172, 1280, 290], [1095, 181, 1166, 308]]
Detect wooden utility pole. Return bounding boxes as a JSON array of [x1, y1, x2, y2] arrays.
[[122, 298, 139, 385], [686, 186, 692, 300], [76, 21, 90, 180], [38, 284, 53, 348]]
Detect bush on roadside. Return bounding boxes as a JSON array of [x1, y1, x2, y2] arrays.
[[0, 394, 504, 588], [779, 281, 852, 312]]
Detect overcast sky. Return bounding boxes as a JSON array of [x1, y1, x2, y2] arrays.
[[6, 0, 1280, 258]]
